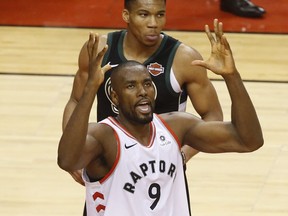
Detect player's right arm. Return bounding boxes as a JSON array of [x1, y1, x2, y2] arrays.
[[61, 34, 107, 185], [62, 35, 108, 130], [62, 43, 89, 130]]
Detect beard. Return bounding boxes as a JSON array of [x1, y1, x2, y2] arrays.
[[120, 104, 154, 125], [135, 113, 153, 124]]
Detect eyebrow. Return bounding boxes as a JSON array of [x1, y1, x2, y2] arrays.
[[136, 9, 166, 14], [124, 77, 152, 84]]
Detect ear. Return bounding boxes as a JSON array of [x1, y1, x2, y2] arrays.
[[110, 89, 119, 107], [122, 9, 130, 23]]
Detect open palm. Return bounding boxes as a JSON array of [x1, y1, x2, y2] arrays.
[[193, 19, 237, 76]]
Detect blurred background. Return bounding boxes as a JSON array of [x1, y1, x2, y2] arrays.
[[0, 1, 287, 216]]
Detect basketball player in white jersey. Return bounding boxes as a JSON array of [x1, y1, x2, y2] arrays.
[[58, 19, 263, 216]]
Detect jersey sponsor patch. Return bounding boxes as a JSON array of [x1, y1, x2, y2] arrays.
[[147, 62, 164, 76]]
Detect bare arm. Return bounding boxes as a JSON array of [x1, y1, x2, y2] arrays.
[[62, 35, 107, 130], [177, 53, 223, 161], [61, 34, 107, 184], [174, 23, 224, 161], [182, 19, 263, 153], [179, 72, 263, 153], [58, 34, 111, 171], [175, 45, 223, 122]]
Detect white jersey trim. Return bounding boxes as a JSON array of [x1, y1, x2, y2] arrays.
[[170, 68, 182, 93]]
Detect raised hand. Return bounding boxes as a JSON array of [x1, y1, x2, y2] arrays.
[[192, 19, 237, 76], [87, 33, 111, 87], [62, 34, 112, 186]]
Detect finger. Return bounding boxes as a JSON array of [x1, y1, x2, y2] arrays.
[[87, 32, 95, 58], [75, 178, 85, 186], [214, 19, 222, 42], [218, 21, 224, 37], [191, 59, 207, 68], [205, 24, 215, 46], [102, 63, 112, 74], [214, 18, 218, 33], [69, 171, 85, 186], [95, 44, 108, 66], [192, 60, 214, 72], [222, 35, 233, 55], [92, 33, 99, 59], [73, 172, 85, 186]]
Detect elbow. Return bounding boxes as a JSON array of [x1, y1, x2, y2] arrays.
[[244, 135, 264, 152], [254, 135, 264, 151], [252, 130, 264, 151], [57, 156, 74, 172], [202, 110, 224, 122], [57, 156, 68, 171]]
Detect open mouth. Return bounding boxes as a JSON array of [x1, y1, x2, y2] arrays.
[[136, 101, 151, 114]]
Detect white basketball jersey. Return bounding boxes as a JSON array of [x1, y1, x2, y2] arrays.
[[83, 114, 190, 216]]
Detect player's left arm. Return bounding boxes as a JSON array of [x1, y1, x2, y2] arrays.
[[174, 44, 223, 122], [173, 44, 223, 162]]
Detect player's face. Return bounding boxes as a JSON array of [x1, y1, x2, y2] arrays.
[[124, 0, 166, 46], [116, 65, 155, 124]]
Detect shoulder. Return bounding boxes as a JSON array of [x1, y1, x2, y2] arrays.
[[163, 33, 203, 68], [158, 112, 201, 140], [88, 121, 114, 138], [88, 122, 117, 148], [175, 43, 203, 63], [172, 43, 208, 85], [160, 112, 199, 124], [86, 121, 118, 176]]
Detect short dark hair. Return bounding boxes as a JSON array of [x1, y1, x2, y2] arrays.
[[110, 60, 143, 89], [124, 0, 166, 10]]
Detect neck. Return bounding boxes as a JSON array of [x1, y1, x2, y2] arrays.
[[116, 116, 152, 146], [123, 32, 163, 63]]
